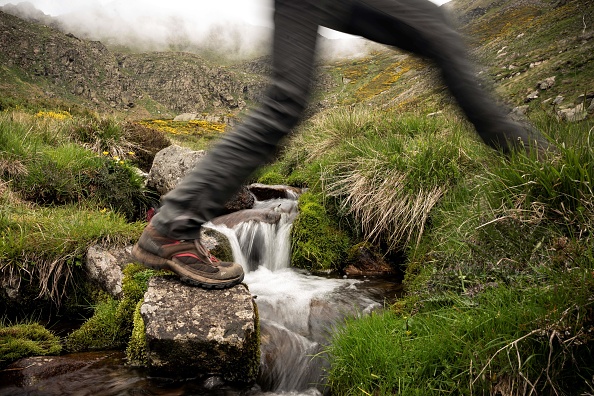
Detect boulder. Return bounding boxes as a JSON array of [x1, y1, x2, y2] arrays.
[[557, 103, 587, 122], [140, 277, 259, 383], [85, 245, 133, 298], [147, 145, 254, 212], [146, 145, 206, 196]]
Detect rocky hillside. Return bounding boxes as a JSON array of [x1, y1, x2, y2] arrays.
[[0, 9, 266, 118], [0, 0, 592, 121]]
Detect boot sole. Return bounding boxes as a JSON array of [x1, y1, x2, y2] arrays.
[[131, 244, 244, 290]]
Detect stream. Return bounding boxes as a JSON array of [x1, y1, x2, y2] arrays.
[[0, 196, 402, 396]]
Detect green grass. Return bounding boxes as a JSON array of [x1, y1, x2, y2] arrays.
[[327, 276, 594, 395], [325, 111, 594, 395], [261, 106, 489, 257]]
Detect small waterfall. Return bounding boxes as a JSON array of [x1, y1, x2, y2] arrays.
[[206, 194, 385, 395]]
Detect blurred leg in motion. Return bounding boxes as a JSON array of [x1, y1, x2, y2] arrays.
[[135, 0, 549, 287]]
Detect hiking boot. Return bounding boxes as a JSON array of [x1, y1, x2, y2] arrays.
[[131, 224, 244, 289]]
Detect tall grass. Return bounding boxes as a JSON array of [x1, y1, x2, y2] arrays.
[[0, 193, 142, 303], [270, 106, 488, 254], [327, 113, 594, 395], [327, 275, 594, 395]]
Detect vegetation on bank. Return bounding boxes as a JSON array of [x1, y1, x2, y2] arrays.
[[312, 110, 594, 394]]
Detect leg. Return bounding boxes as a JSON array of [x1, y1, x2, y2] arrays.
[[329, 0, 549, 153], [151, 0, 320, 240]]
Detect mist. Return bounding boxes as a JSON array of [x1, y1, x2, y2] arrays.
[[0, 0, 451, 60]]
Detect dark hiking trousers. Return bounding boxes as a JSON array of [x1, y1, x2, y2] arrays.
[[152, 0, 548, 240]]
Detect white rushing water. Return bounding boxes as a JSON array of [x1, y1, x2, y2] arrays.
[[205, 196, 384, 394]]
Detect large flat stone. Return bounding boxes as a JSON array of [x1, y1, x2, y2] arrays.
[[141, 277, 259, 383]]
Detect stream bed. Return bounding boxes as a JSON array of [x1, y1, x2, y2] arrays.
[[0, 197, 402, 396]]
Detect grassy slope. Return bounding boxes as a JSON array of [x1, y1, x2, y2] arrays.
[[259, 0, 594, 394]]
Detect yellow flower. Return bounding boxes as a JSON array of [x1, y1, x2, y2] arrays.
[[128, 151, 135, 156], [113, 156, 120, 161], [100, 208, 108, 213], [103, 151, 109, 156], [119, 160, 124, 164]]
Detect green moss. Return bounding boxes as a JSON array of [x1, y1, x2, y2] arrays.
[[0, 323, 61, 369], [65, 263, 157, 352], [291, 192, 351, 272], [126, 299, 148, 366]]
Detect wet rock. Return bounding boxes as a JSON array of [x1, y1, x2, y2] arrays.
[[258, 320, 324, 392], [141, 277, 259, 383], [223, 187, 255, 214], [248, 183, 302, 201], [344, 244, 394, 276], [212, 208, 282, 228], [85, 245, 133, 298], [2, 353, 106, 388]]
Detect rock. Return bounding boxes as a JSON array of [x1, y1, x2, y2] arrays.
[[525, 90, 539, 102], [538, 76, 556, 90], [588, 99, 594, 114], [557, 103, 587, 122], [85, 228, 234, 299], [552, 95, 564, 105], [173, 113, 198, 121], [2, 353, 107, 388], [512, 105, 529, 116], [141, 277, 259, 383], [576, 92, 594, 105], [146, 145, 206, 196], [223, 187, 255, 214], [85, 245, 133, 297], [248, 183, 302, 201], [212, 208, 282, 228], [147, 145, 254, 213], [343, 244, 394, 276]]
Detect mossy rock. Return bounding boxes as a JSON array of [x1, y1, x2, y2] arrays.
[[0, 323, 61, 369], [291, 192, 351, 272], [65, 263, 158, 352]]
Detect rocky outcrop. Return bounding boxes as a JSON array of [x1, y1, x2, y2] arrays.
[[141, 277, 259, 383], [0, 10, 266, 116], [118, 52, 260, 114]]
